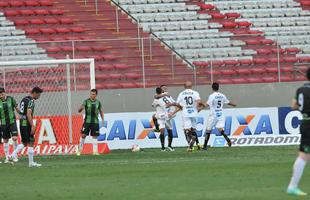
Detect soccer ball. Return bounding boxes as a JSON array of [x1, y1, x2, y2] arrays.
[[131, 144, 140, 152]]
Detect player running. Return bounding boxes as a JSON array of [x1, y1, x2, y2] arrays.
[[173, 81, 204, 152], [202, 83, 236, 150], [0, 88, 20, 163], [287, 68, 310, 196], [77, 89, 104, 156], [10, 87, 43, 167], [152, 87, 177, 151]]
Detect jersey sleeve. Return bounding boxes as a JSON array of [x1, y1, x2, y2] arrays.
[[12, 97, 17, 107], [176, 93, 182, 104], [195, 92, 201, 101], [98, 101, 102, 110], [27, 100, 34, 111], [223, 94, 230, 104], [207, 95, 212, 106]]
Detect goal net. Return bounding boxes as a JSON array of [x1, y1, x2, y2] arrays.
[[0, 58, 95, 155]]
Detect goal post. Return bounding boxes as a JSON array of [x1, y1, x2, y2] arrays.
[[0, 58, 96, 149]]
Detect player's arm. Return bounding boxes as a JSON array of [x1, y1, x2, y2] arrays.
[[291, 99, 299, 110], [13, 98, 21, 114], [26, 108, 35, 135], [228, 102, 237, 107], [99, 102, 104, 122], [154, 92, 169, 99], [224, 95, 236, 107], [78, 103, 84, 113]]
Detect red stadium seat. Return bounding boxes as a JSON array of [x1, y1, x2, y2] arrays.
[[286, 48, 301, 54], [5, 10, 20, 16], [61, 46, 74, 52], [232, 78, 247, 84], [50, 9, 64, 15], [280, 76, 293, 82], [298, 57, 310, 62], [60, 18, 74, 24], [20, 9, 35, 15], [253, 58, 268, 65], [247, 77, 262, 83], [35, 9, 50, 15], [30, 19, 45, 25], [217, 79, 232, 84], [76, 46, 92, 51], [95, 74, 109, 80], [10, 1, 25, 7], [109, 74, 122, 79], [193, 61, 208, 67], [104, 83, 119, 89], [266, 67, 278, 73], [282, 67, 294, 73], [14, 19, 29, 26], [300, 1, 310, 6], [46, 46, 61, 53], [65, 36, 81, 40], [125, 73, 141, 79], [235, 68, 251, 75], [271, 48, 286, 54], [44, 18, 59, 24], [260, 39, 274, 45], [262, 76, 277, 83], [71, 27, 86, 33], [25, 28, 40, 35], [209, 60, 223, 67], [104, 55, 118, 61], [221, 69, 236, 75], [114, 64, 129, 70], [245, 39, 260, 45], [239, 59, 253, 65], [269, 57, 283, 63], [25, 1, 40, 6], [251, 68, 265, 74], [56, 28, 71, 33], [257, 49, 272, 55], [120, 83, 137, 88], [199, 4, 215, 10], [40, 28, 56, 34], [225, 13, 240, 19], [223, 60, 239, 66], [39, 0, 53, 6], [0, 2, 9, 8], [237, 21, 252, 27], [92, 45, 109, 51], [98, 64, 114, 71], [283, 57, 298, 63], [222, 22, 238, 28], [211, 13, 226, 19]]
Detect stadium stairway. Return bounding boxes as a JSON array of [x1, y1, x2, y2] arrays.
[[115, 0, 310, 84], [0, 0, 197, 91]]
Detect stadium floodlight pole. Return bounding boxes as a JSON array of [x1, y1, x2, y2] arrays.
[[116, 6, 119, 32], [66, 59, 73, 144], [141, 38, 146, 88], [95, 0, 98, 15]]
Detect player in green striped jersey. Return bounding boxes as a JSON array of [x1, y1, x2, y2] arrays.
[[0, 88, 20, 164], [77, 89, 104, 156]]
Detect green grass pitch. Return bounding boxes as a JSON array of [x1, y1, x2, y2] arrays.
[[2, 146, 309, 200]]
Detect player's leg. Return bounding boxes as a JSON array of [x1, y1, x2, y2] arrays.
[[27, 126, 41, 167], [2, 126, 11, 163], [158, 119, 166, 151], [10, 122, 19, 151], [287, 152, 309, 196], [203, 116, 215, 150], [10, 125, 27, 162], [77, 123, 89, 156], [90, 123, 100, 155], [191, 128, 202, 150], [152, 114, 160, 132], [187, 118, 197, 152], [217, 118, 231, 147], [166, 120, 174, 151], [287, 123, 310, 196]]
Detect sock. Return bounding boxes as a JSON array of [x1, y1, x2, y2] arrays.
[[28, 147, 34, 165], [3, 143, 9, 159], [192, 131, 199, 145], [12, 144, 24, 158], [167, 129, 173, 147], [221, 130, 231, 143], [204, 131, 211, 148], [153, 117, 159, 130], [93, 142, 98, 153], [189, 131, 196, 149], [79, 137, 85, 150], [288, 157, 307, 189], [159, 134, 165, 149], [13, 140, 18, 150], [184, 130, 190, 144]]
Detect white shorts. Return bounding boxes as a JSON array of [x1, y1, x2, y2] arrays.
[[206, 115, 225, 130], [182, 117, 197, 130], [156, 113, 173, 130]]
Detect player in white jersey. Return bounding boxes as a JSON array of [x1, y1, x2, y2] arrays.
[[203, 83, 236, 150], [173, 81, 204, 152], [152, 87, 178, 151]]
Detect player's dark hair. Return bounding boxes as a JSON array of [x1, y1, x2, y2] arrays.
[[91, 89, 98, 94], [0, 87, 5, 93], [31, 86, 43, 94], [160, 84, 167, 88], [307, 68, 310, 81], [212, 82, 219, 91], [155, 87, 162, 94]]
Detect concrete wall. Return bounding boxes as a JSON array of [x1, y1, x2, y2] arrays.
[[11, 82, 306, 115]]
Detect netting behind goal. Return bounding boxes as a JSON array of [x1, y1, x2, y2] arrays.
[[0, 59, 95, 145]]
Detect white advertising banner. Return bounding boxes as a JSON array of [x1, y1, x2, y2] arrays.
[[90, 107, 302, 150]]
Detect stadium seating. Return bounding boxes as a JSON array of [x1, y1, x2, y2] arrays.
[[0, 0, 309, 91]]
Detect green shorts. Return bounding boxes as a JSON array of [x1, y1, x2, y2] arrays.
[[1, 122, 18, 140], [20, 125, 35, 144], [81, 123, 99, 137]]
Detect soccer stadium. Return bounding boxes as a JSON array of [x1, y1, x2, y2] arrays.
[[0, 0, 310, 199]]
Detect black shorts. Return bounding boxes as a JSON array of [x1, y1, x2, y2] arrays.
[[81, 123, 99, 137], [299, 120, 310, 153], [1, 123, 18, 140], [20, 125, 34, 144]]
